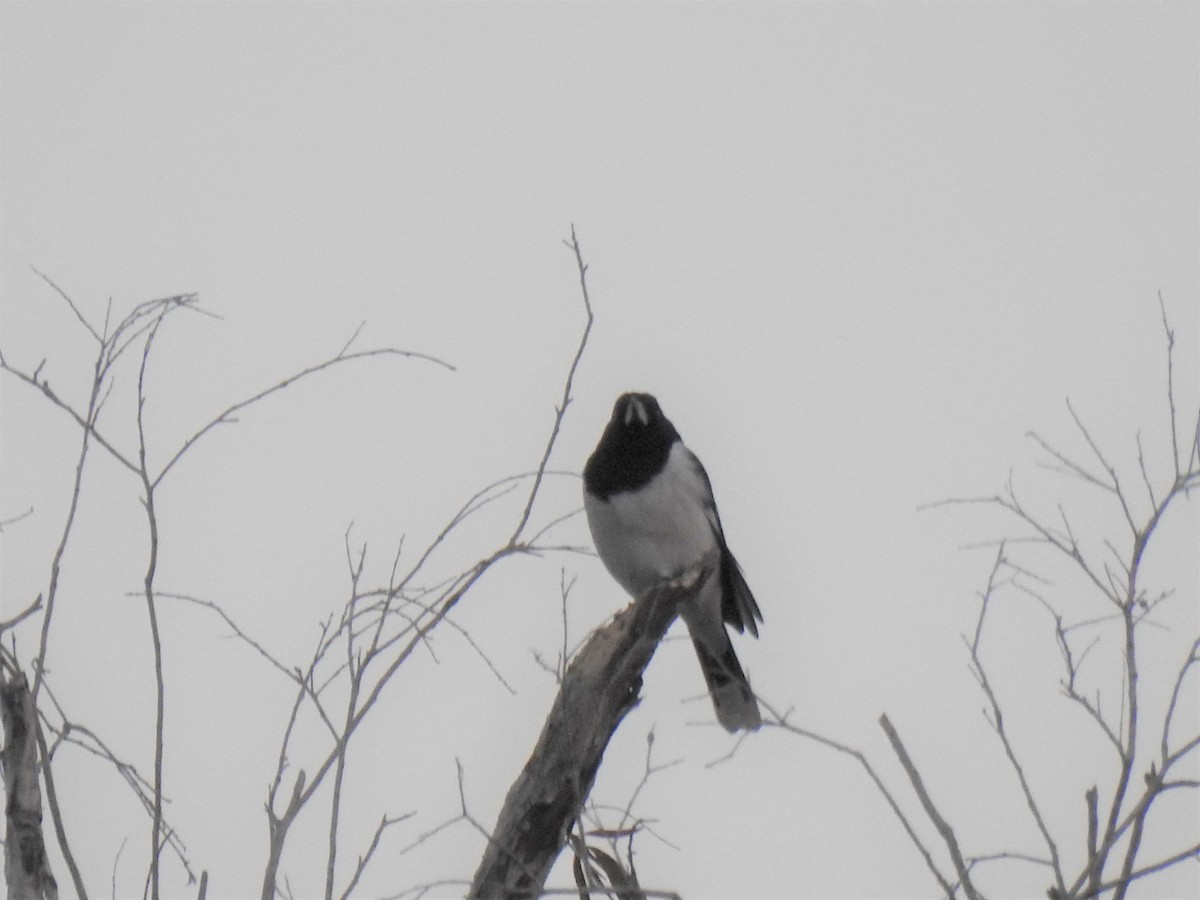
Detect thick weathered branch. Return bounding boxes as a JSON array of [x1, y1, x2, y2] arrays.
[[469, 558, 715, 899], [2, 671, 59, 900]]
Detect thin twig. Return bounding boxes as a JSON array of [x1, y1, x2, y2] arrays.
[[260, 236, 596, 897], [31, 266, 103, 344], [0, 355, 139, 475], [0, 594, 43, 633], [966, 547, 1065, 894], [879, 713, 980, 900], [0, 505, 35, 531], [338, 812, 415, 900], [136, 308, 169, 900], [509, 225, 594, 546], [762, 698, 958, 899], [153, 346, 453, 489]]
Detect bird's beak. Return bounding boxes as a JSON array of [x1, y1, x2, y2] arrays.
[[623, 397, 649, 426]]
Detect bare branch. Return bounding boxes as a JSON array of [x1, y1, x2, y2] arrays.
[[1044, 606, 1124, 754], [0, 505, 35, 531], [1162, 635, 1200, 764], [967, 850, 1055, 871], [1157, 291, 1181, 477], [0, 355, 139, 475], [509, 224, 594, 545], [1026, 429, 1113, 495], [1066, 399, 1138, 536], [1135, 432, 1157, 510], [0, 594, 43, 633], [337, 320, 367, 358], [338, 812, 415, 900], [135, 307, 169, 900], [966, 548, 1065, 894], [155, 592, 306, 694], [764, 699, 958, 899], [879, 713, 981, 900], [617, 729, 682, 838], [908, 296, 1196, 898], [1085, 786, 1099, 884], [36, 678, 190, 882], [29, 330, 111, 708], [2, 670, 61, 899], [324, 540, 369, 900], [259, 237, 596, 897], [153, 345, 454, 489], [470, 558, 717, 899], [1085, 840, 1200, 898], [31, 266, 103, 345]]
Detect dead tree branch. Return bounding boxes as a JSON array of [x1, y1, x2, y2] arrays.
[[3, 276, 453, 898], [921, 297, 1198, 900], [2, 671, 58, 900], [758, 696, 959, 899], [879, 714, 981, 900], [469, 556, 717, 899], [508, 224, 593, 546], [967, 545, 1066, 895], [136, 306, 170, 900], [259, 230, 597, 896]]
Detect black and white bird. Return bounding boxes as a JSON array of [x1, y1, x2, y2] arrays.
[[583, 392, 763, 732]]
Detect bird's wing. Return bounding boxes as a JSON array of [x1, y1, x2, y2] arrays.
[[679, 446, 725, 535], [680, 447, 762, 636]]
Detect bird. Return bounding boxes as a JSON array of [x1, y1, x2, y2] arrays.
[[583, 392, 763, 732]]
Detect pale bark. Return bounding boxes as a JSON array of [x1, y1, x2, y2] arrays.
[[470, 559, 714, 898], [2, 671, 58, 900]]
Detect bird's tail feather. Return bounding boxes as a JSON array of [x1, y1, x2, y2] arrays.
[[692, 636, 762, 733], [720, 547, 762, 637]]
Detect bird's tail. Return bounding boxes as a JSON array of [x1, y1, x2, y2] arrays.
[[692, 635, 762, 733]]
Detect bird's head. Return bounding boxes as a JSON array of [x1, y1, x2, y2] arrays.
[[584, 392, 682, 499], [612, 392, 665, 430]]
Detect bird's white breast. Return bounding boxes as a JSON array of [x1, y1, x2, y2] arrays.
[[584, 442, 719, 598]]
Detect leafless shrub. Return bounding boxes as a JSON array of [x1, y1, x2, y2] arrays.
[[1, 228, 595, 899], [761, 295, 1198, 899]]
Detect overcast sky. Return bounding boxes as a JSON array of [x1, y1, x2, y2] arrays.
[[2, 3, 1197, 899]]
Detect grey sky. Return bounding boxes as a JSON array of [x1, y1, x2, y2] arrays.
[[1, 3, 1197, 898]]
